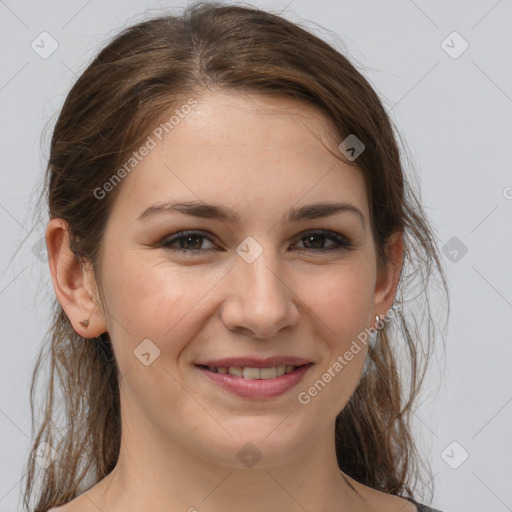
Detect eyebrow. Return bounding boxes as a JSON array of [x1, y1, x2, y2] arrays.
[[137, 200, 365, 228]]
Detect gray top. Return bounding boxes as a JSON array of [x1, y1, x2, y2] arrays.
[[417, 505, 443, 512], [408, 498, 443, 512]]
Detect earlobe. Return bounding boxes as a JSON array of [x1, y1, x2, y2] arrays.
[[45, 218, 107, 338], [372, 230, 404, 319]]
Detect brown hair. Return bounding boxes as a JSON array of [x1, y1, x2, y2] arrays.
[[23, 2, 449, 510]]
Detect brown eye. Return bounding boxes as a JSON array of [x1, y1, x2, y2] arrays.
[[160, 231, 216, 253], [293, 230, 353, 252], [158, 229, 353, 256]]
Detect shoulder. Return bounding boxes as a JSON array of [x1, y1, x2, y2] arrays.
[[342, 474, 419, 512], [46, 474, 113, 512], [415, 504, 444, 512], [45, 496, 89, 512], [372, 494, 446, 512], [403, 496, 445, 512], [341, 473, 447, 512], [376, 494, 418, 512]]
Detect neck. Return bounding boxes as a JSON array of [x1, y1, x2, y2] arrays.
[[85, 403, 365, 511]]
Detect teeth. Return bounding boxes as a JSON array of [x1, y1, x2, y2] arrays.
[[228, 366, 243, 377], [243, 367, 262, 379], [207, 364, 298, 379], [261, 366, 278, 379]]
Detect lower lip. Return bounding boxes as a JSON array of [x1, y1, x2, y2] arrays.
[[195, 363, 314, 399]]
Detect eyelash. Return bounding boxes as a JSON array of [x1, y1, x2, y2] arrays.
[[158, 229, 353, 255]]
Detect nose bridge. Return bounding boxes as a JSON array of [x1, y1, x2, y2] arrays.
[[242, 245, 284, 300], [221, 237, 298, 338]]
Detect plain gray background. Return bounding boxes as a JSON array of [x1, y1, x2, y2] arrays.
[[1, 1, 511, 511]]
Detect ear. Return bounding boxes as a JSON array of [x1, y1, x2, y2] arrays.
[[372, 230, 404, 320], [45, 218, 107, 338]]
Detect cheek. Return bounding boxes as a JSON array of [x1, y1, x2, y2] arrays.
[[297, 263, 373, 405], [300, 262, 375, 340], [100, 250, 227, 353], [299, 267, 372, 412]]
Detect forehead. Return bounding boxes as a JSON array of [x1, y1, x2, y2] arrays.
[[108, 91, 369, 224]]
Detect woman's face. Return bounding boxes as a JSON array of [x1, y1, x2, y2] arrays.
[[89, 91, 399, 469]]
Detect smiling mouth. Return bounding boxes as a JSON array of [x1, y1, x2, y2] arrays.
[[194, 362, 314, 399], [195, 363, 310, 380]]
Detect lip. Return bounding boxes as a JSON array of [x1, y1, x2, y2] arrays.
[[195, 356, 312, 368], [195, 362, 314, 399]]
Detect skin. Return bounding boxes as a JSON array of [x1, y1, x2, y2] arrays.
[[46, 91, 413, 512]]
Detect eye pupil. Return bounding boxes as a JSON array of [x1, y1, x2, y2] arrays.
[[181, 235, 202, 250], [303, 234, 326, 249]]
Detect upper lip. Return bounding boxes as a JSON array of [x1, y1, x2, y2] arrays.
[[195, 356, 313, 368]]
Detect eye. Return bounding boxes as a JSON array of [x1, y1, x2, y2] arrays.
[[160, 230, 217, 254], [292, 230, 353, 253], [158, 229, 353, 256]]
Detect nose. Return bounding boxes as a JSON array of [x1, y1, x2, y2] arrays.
[[219, 248, 300, 339]]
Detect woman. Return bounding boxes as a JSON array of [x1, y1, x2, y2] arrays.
[[23, 2, 449, 511]]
